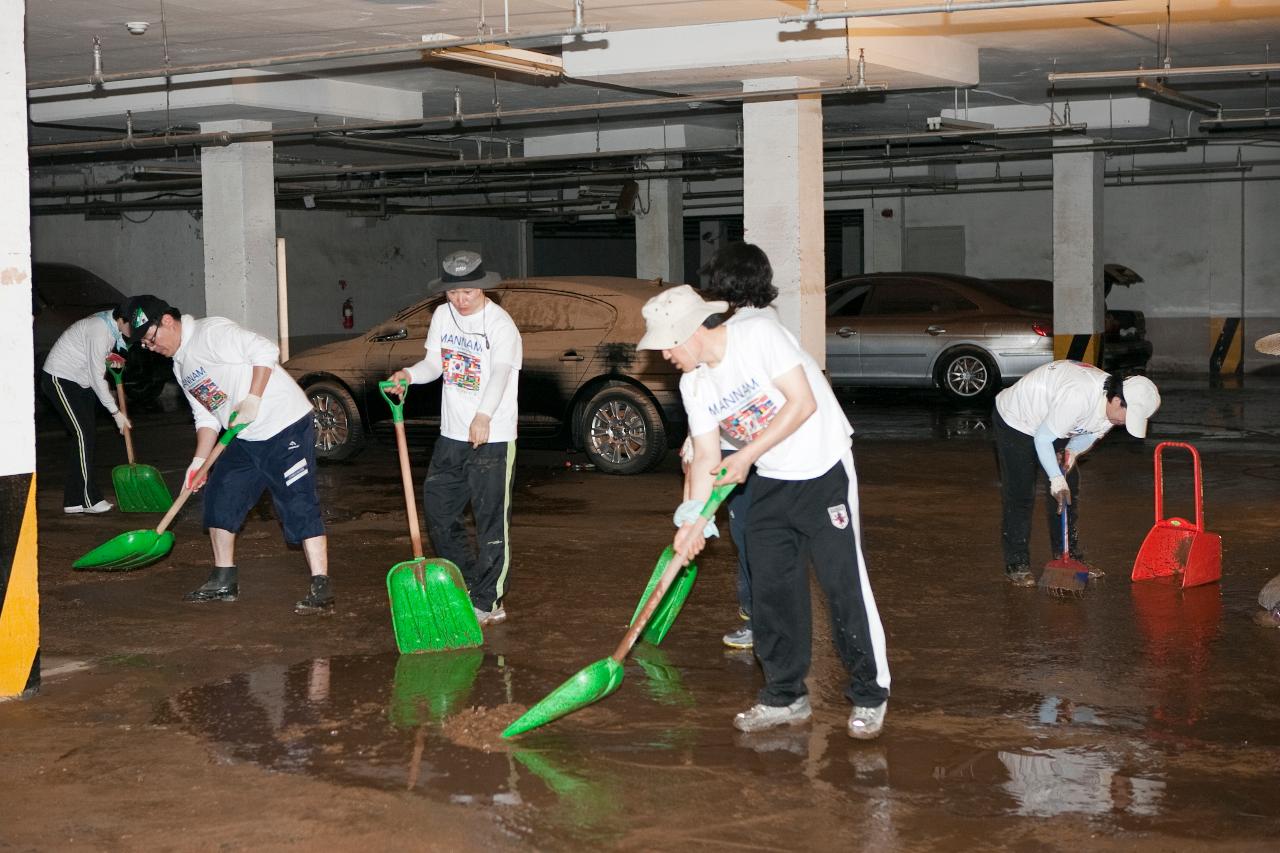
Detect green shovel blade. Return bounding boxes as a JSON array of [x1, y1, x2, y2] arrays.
[[112, 463, 174, 513], [502, 657, 625, 738], [73, 529, 175, 571], [387, 557, 483, 654], [628, 546, 697, 646]]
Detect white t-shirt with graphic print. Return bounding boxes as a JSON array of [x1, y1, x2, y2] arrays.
[[420, 300, 522, 443], [681, 315, 851, 481]]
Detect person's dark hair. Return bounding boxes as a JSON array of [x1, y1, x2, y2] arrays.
[[701, 242, 778, 309], [1104, 371, 1128, 405], [702, 311, 731, 330]]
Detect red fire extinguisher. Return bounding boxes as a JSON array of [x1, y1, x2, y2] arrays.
[[342, 297, 354, 330]]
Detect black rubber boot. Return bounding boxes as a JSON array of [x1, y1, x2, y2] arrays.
[[184, 566, 239, 602], [295, 575, 334, 614]]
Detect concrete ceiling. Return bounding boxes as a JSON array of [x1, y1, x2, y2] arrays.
[[22, 1, 1280, 216]]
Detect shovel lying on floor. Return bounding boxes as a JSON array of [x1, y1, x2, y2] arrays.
[[502, 480, 736, 738], [381, 381, 483, 654], [107, 360, 173, 512], [73, 423, 245, 571], [1038, 500, 1091, 597]]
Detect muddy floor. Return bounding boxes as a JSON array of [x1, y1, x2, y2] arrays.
[[4, 378, 1280, 851]]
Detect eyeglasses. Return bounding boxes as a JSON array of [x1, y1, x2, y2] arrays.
[[140, 326, 159, 350]]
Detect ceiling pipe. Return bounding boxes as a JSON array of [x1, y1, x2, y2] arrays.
[[781, 0, 1119, 24], [1049, 62, 1280, 84], [1135, 79, 1221, 116]]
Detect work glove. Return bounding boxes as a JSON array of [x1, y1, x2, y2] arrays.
[[673, 499, 720, 539], [105, 352, 126, 371], [231, 393, 261, 427], [1049, 475, 1071, 510], [111, 411, 131, 434], [185, 456, 208, 492]]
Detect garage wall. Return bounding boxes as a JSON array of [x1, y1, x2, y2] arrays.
[[32, 211, 522, 354]]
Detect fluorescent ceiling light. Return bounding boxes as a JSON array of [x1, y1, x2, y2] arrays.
[[421, 34, 562, 78]]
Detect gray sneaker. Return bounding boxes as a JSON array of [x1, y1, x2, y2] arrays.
[[733, 696, 811, 732], [474, 605, 507, 627], [722, 624, 754, 649], [848, 702, 887, 740]]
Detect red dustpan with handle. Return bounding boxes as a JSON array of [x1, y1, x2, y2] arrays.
[[1132, 441, 1222, 589]]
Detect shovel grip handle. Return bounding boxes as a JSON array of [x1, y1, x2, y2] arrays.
[[1152, 441, 1204, 530], [379, 380, 409, 423]]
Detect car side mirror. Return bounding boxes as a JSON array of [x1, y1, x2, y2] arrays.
[[370, 328, 408, 343]]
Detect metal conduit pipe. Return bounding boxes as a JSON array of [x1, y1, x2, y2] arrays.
[[1049, 62, 1280, 83], [781, 0, 1119, 24]]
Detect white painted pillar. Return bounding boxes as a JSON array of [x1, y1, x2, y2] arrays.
[[635, 156, 684, 283], [0, 0, 39, 699], [742, 77, 826, 365], [200, 121, 278, 339], [1052, 138, 1104, 364]]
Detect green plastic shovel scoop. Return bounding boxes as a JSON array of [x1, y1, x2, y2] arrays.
[[502, 480, 736, 738], [381, 381, 484, 654], [73, 422, 245, 571], [106, 359, 174, 513]]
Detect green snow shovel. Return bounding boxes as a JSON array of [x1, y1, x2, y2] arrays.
[[107, 359, 174, 513], [381, 380, 484, 654], [502, 480, 736, 738], [73, 422, 245, 571], [628, 546, 698, 646]]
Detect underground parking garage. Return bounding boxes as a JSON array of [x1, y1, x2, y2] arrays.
[[4, 1, 1280, 849]]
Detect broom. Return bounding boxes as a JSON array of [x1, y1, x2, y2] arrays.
[[1038, 499, 1090, 597]]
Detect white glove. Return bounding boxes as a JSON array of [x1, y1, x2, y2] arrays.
[[232, 393, 261, 426], [111, 411, 131, 434], [1049, 475, 1071, 508], [673, 499, 720, 539], [185, 456, 208, 491]]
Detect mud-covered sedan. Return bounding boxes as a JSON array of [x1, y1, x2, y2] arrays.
[[283, 276, 682, 474]]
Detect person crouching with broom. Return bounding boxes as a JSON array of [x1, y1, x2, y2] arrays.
[[993, 360, 1161, 587], [637, 282, 891, 740]]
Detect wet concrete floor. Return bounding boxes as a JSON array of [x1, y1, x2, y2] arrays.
[[7, 378, 1280, 850]]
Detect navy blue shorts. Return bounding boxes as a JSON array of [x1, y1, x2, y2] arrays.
[[203, 414, 325, 544]]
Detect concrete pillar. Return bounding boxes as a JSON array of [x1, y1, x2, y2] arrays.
[[200, 121, 278, 339], [742, 77, 826, 365], [1207, 179, 1246, 376], [697, 220, 730, 287], [0, 0, 39, 699], [635, 156, 684, 284], [1052, 139, 1104, 364]]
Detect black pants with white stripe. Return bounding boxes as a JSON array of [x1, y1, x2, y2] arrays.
[[424, 437, 515, 613], [41, 372, 105, 510], [745, 452, 890, 709]]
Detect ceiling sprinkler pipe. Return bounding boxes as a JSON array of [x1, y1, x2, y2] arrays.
[[1050, 62, 1280, 83], [781, 0, 1117, 24]]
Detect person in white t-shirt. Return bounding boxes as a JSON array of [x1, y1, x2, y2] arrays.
[[993, 359, 1161, 586], [123, 295, 333, 614], [40, 308, 133, 513], [387, 251, 522, 627], [639, 283, 891, 741]]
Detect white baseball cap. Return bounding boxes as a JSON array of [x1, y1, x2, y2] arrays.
[[1121, 375, 1161, 438], [637, 285, 729, 351]]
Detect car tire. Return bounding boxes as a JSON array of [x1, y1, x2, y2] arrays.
[[306, 381, 366, 461], [579, 384, 666, 475], [936, 347, 999, 404]]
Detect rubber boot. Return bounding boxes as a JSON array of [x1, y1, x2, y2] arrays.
[[184, 566, 239, 602], [295, 575, 334, 614]]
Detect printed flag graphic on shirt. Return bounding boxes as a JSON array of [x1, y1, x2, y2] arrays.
[[720, 392, 778, 445], [442, 348, 481, 391]]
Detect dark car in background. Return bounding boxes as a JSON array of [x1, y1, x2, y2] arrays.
[[282, 276, 682, 474], [32, 262, 174, 407], [825, 272, 1054, 403]]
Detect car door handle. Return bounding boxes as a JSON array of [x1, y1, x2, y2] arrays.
[[371, 329, 408, 342], [926, 325, 946, 336], [559, 351, 585, 362], [837, 327, 856, 338]]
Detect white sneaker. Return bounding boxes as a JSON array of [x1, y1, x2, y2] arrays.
[[733, 696, 811, 732], [848, 702, 887, 740], [65, 499, 113, 514], [474, 605, 507, 627]]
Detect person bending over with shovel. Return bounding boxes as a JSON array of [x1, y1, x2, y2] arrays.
[[123, 295, 333, 613], [993, 360, 1161, 587], [41, 306, 132, 513], [386, 250, 522, 628], [639, 283, 891, 740]]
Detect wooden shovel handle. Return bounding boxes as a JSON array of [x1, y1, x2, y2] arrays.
[[113, 377, 136, 465], [393, 420, 425, 560], [154, 424, 244, 535]]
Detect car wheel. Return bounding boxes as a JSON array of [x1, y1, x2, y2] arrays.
[[306, 381, 366, 461], [937, 348, 999, 404], [580, 385, 666, 475]]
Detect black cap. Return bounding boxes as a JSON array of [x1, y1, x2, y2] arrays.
[[122, 295, 172, 346]]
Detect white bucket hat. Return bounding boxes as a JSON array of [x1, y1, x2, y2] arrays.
[[1121, 375, 1161, 438], [637, 285, 729, 351], [427, 250, 502, 296]]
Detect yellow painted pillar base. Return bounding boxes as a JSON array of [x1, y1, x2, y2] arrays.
[[0, 473, 39, 698], [1209, 317, 1243, 376], [1053, 333, 1102, 366]]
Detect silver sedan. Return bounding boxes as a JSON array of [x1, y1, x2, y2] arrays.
[[826, 273, 1053, 403]]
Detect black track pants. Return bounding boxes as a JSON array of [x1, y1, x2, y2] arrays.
[[993, 408, 1081, 570], [745, 452, 890, 709], [41, 372, 106, 509], [424, 437, 515, 612]]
